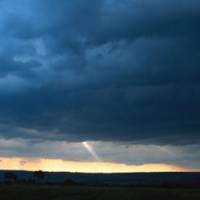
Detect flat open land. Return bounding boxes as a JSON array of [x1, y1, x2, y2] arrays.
[[0, 185, 199, 200]]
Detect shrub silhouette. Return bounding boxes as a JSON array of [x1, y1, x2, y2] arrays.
[[63, 178, 77, 186]]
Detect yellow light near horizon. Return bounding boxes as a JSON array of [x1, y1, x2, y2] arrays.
[[0, 157, 188, 173]]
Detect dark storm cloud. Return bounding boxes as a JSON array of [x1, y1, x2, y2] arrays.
[[0, 0, 200, 144]]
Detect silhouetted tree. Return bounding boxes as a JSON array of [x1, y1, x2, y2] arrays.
[[33, 170, 45, 183], [4, 172, 17, 184]]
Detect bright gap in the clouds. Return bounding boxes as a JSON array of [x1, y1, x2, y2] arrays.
[[0, 157, 188, 173]]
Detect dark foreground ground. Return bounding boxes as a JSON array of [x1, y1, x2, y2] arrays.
[[0, 185, 199, 200]]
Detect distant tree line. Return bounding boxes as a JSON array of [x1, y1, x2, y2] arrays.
[[3, 171, 77, 185]]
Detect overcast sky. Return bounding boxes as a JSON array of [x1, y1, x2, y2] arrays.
[[0, 0, 200, 171]]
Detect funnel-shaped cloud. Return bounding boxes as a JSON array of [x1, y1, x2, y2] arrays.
[[82, 142, 102, 162]]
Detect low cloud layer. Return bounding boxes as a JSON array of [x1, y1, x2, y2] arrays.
[[0, 0, 199, 145], [0, 138, 199, 170]]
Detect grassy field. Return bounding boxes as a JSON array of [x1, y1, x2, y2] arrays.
[[0, 185, 199, 200]]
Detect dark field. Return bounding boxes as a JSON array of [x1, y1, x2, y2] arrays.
[[0, 185, 199, 200]]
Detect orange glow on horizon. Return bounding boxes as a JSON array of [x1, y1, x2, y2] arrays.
[[0, 157, 188, 173]]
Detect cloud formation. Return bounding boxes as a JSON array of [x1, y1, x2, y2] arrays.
[[0, 0, 200, 145], [0, 138, 199, 170]]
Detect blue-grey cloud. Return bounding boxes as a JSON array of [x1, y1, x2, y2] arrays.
[[0, 0, 199, 145], [0, 138, 200, 170]]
